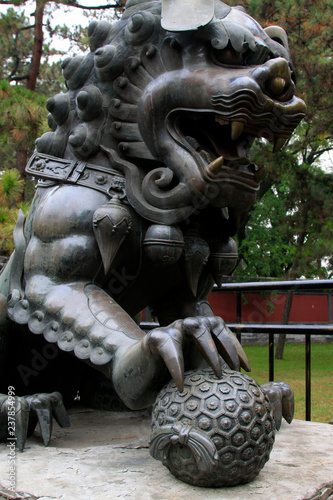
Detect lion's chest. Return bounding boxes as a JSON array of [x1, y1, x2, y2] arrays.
[[30, 185, 108, 242]]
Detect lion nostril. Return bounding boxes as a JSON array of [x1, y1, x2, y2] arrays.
[[266, 76, 287, 98], [252, 57, 294, 101]]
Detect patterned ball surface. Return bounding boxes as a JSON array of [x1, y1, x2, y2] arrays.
[[150, 368, 275, 487]]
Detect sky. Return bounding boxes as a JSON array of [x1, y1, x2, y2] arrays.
[[0, 1, 116, 58]]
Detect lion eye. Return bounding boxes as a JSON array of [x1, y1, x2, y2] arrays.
[[212, 45, 244, 66]]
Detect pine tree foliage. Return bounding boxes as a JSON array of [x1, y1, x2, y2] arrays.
[[0, 168, 28, 255], [0, 80, 48, 170], [0, 0, 125, 202]]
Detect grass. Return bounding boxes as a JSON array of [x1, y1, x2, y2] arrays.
[[242, 343, 333, 423]]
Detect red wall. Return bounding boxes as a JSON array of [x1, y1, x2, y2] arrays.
[[208, 292, 330, 324]]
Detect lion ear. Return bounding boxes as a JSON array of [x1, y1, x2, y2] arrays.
[[264, 25, 290, 53]]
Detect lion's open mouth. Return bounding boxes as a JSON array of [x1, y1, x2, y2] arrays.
[[170, 110, 265, 192]]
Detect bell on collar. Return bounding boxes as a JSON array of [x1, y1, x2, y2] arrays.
[[143, 224, 184, 267], [161, 0, 214, 32], [93, 196, 132, 275], [208, 238, 238, 288]]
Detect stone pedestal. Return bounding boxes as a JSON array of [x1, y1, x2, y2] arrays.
[[0, 408, 332, 500]]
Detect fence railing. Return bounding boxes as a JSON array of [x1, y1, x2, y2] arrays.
[[213, 279, 333, 421], [141, 279, 333, 421]]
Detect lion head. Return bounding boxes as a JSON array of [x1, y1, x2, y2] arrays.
[[36, 0, 306, 228]]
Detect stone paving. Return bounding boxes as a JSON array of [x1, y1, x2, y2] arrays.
[[0, 407, 332, 500]]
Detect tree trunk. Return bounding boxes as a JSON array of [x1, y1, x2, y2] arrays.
[[16, 0, 45, 201], [275, 203, 308, 360], [16, 149, 27, 178], [27, 0, 45, 91], [275, 289, 294, 360]]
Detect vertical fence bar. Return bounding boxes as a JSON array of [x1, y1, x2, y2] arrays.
[[305, 332, 311, 421], [144, 306, 152, 322], [269, 333, 274, 381], [217, 280, 333, 421], [328, 294, 333, 324], [236, 291, 242, 343]]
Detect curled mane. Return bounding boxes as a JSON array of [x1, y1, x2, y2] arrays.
[[35, 0, 295, 224]]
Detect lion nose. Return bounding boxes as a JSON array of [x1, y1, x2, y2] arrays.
[[252, 57, 295, 101]]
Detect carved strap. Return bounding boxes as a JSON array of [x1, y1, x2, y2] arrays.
[[26, 152, 126, 198]]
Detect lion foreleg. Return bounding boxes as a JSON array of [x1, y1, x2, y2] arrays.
[[9, 276, 171, 408]]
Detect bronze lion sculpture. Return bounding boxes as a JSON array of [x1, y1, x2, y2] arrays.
[[0, 0, 304, 486]]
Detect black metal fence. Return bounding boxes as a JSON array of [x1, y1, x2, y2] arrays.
[[215, 279, 333, 421], [142, 279, 333, 421]]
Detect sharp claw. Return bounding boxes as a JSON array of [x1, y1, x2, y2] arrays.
[[157, 337, 184, 392], [229, 331, 251, 372], [14, 397, 30, 452], [282, 396, 294, 424], [183, 318, 222, 378], [0, 395, 7, 405], [261, 382, 294, 430], [27, 396, 53, 447], [1, 391, 69, 449], [49, 392, 70, 428], [207, 318, 251, 372], [145, 328, 185, 392], [271, 401, 282, 430], [261, 381, 294, 429], [212, 327, 240, 371], [261, 383, 282, 430], [0, 396, 8, 442], [35, 408, 52, 446], [0, 396, 30, 451], [275, 382, 294, 424]]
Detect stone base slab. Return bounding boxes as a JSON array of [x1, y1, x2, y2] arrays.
[[0, 408, 332, 500]]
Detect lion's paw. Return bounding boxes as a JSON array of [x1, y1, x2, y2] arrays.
[[261, 381, 294, 430], [142, 316, 250, 391], [0, 391, 69, 451]]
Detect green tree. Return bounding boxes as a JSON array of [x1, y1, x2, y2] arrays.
[[0, 80, 48, 181], [235, 156, 333, 280], [229, 0, 333, 281], [0, 0, 126, 90], [0, 0, 125, 197], [0, 7, 68, 95], [0, 168, 29, 255], [228, 0, 333, 358]]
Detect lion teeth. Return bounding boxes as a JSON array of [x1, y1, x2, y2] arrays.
[[231, 121, 245, 141], [208, 156, 224, 174], [273, 137, 287, 152], [185, 136, 201, 151], [215, 117, 228, 126]]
